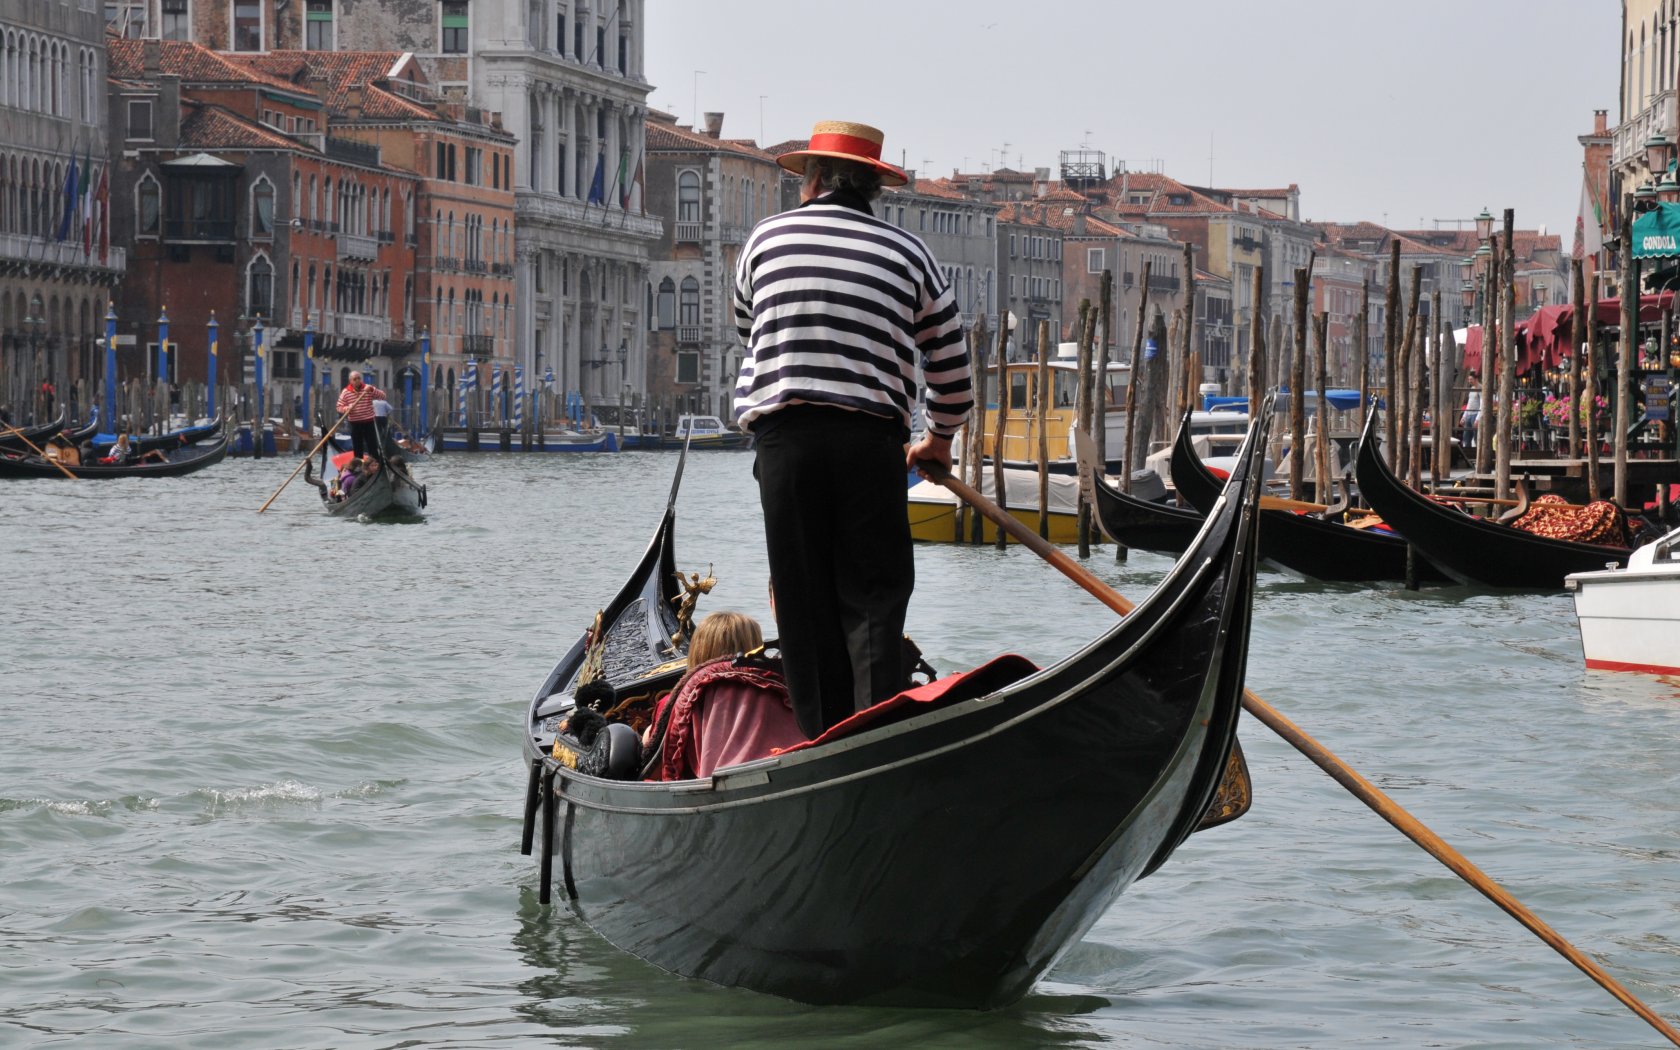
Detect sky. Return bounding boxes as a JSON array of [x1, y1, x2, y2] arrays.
[[646, 0, 1618, 239]]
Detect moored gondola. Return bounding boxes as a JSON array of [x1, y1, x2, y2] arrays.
[[1075, 430, 1204, 555], [0, 433, 230, 478], [90, 416, 225, 456], [1353, 411, 1632, 589], [0, 410, 67, 452], [516, 412, 1268, 1008], [1171, 416, 1449, 584]]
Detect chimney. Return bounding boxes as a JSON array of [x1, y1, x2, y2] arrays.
[[142, 39, 161, 74], [1594, 109, 1608, 135], [702, 111, 723, 138], [903, 168, 916, 189], [345, 84, 364, 119], [308, 71, 330, 110]]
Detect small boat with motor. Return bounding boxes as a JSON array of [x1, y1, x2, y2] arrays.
[[1565, 524, 1680, 675]]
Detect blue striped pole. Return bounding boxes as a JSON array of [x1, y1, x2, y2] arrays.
[[206, 312, 219, 418], [157, 307, 169, 386], [513, 365, 525, 431], [103, 302, 117, 427]]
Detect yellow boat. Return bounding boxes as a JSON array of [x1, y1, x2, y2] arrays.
[[907, 466, 1098, 544]]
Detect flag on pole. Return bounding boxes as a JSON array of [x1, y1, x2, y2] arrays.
[[630, 152, 645, 214], [587, 151, 605, 205], [617, 149, 631, 208], [81, 153, 95, 259], [55, 153, 79, 241], [1573, 171, 1605, 261], [95, 164, 110, 265]]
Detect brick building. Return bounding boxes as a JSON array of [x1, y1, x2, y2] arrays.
[[642, 110, 779, 417]]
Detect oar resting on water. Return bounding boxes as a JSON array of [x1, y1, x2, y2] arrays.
[[919, 460, 1680, 1048]]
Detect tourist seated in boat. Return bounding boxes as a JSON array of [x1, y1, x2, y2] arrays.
[[101, 433, 168, 466], [337, 457, 365, 498], [643, 611, 805, 780]]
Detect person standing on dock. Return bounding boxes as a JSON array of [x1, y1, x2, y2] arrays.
[[336, 371, 386, 466], [732, 119, 972, 737]]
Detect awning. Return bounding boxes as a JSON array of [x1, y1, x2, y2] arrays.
[[1460, 291, 1677, 373], [1632, 202, 1680, 259]]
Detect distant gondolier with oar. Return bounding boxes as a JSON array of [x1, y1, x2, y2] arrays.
[[733, 119, 972, 736], [336, 371, 386, 466]]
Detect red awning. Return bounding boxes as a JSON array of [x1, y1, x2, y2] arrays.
[[1460, 291, 1675, 374]]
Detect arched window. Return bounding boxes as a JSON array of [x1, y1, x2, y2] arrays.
[[656, 276, 675, 328], [136, 173, 160, 236], [678, 276, 699, 325], [251, 177, 275, 237], [247, 254, 274, 316], [677, 170, 700, 222]]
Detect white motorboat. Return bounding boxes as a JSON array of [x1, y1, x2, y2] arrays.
[[1564, 525, 1680, 675]]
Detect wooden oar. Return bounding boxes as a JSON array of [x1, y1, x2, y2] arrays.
[[257, 402, 358, 513], [921, 461, 1680, 1048], [1, 423, 79, 480]]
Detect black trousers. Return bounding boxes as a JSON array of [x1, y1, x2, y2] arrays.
[[350, 419, 383, 464], [753, 406, 913, 737]]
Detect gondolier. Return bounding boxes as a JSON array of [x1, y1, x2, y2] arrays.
[[732, 119, 972, 736], [336, 371, 386, 466]]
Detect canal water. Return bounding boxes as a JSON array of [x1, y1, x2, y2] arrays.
[[2, 450, 1677, 1049]]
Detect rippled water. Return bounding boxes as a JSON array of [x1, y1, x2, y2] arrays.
[[3, 450, 1678, 1048]]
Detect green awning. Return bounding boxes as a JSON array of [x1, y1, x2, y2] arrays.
[[1632, 202, 1680, 259]]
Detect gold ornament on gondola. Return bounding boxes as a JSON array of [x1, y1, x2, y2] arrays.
[[670, 564, 716, 648]]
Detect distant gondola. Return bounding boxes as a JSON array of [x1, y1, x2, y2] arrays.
[[0, 434, 230, 479], [322, 456, 426, 518], [1171, 416, 1450, 584], [90, 416, 225, 456], [0, 410, 67, 452], [1353, 411, 1631, 589], [516, 414, 1268, 1008], [1084, 473, 1206, 554]]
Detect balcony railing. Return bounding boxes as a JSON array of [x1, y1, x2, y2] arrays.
[[674, 221, 702, 244], [337, 231, 379, 261], [675, 325, 701, 345], [1614, 90, 1676, 169], [333, 313, 389, 342], [0, 232, 126, 271], [514, 191, 666, 240], [721, 223, 749, 245], [462, 334, 494, 355], [1147, 274, 1181, 293]]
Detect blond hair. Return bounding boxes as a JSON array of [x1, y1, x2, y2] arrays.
[[686, 611, 762, 670]]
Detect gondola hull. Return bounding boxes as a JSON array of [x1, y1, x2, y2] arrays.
[[521, 416, 1267, 1007], [1169, 418, 1449, 584], [1353, 413, 1631, 589], [0, 434, 229, 478], [0, 410, 67, 452], [1086, 474, 1205, 554], [324, 462, 425, 517]]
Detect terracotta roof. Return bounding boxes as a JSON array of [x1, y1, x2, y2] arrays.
[[1316, 221, 1459, 257], [107, 39, 303, 94], [178, 101, 314, 152], [762, 138, 809, 159], [885, 177, 973, 202], [1091, 171, 1233, 216], [645, 119, 775, 160], [235, 51, 439, 121], [357, 84, 439, 122]]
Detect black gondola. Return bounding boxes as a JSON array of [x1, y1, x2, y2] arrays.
[[1074, 429, 1204, 555], [516, 414, 1268, 1008], [0, 410, 67, 452], [1170, 417, 1450, 584], [1353, 411, 1631, 589], [0, 434, 230, 478], [91, 416, 225, 456]]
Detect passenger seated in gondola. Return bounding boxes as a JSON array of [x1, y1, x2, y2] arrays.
[[100, 432, 168, 465], [337, 457, 364, 498], [643, 611, 805, 780]]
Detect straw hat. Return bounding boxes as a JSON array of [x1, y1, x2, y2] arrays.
[[776, 120, 908, 187]]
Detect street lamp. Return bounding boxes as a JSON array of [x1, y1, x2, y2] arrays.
[[1474, 208, 1494, 242], [1646, 133, 1674, 175]]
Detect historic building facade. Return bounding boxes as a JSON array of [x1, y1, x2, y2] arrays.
[[1, 3, 127, 419]]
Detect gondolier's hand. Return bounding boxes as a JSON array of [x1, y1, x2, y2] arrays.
[[908, 432, 954, 479]]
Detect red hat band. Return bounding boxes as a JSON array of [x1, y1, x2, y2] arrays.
[[806, 131, 883, 164]]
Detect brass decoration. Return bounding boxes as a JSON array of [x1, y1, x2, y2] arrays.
[[670, 564, 716, 647], [1196, 737, 1253, 832]]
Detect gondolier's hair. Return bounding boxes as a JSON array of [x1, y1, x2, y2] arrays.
[[806, 156, 884, 202]]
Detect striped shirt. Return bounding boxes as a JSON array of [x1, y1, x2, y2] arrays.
[[732, 193, 972, 438], [336, 383, 385, 422]]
